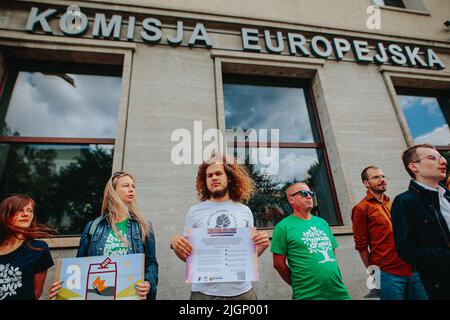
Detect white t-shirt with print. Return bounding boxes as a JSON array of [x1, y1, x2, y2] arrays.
[[183, 200, 254, 297]]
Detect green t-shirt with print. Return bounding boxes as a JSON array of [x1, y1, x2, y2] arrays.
[[271, 214, 350, 300], [103, 218, 130, 255]]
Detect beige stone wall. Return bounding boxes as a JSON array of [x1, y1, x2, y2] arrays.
[[124, 44, 218, 299], [316, 60, 412, 225], [78, 0, 450, 43]]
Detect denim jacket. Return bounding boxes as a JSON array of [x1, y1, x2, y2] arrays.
[[77, 215, 159, 300]]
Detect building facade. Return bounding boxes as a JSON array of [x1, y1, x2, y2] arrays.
[[0, 0, 449, 299]]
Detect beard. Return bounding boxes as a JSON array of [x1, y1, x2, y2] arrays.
[[211, 186, 228, 199], [371, 184, 387, 194]]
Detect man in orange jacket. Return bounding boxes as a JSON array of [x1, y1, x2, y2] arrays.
[[352, 165, 427, 300]]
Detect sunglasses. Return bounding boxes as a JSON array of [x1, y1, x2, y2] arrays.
[[290, 190, 315, 198], [112, 171, 127, 178]]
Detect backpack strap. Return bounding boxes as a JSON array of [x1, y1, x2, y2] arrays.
[[88, 216, 102, 242]]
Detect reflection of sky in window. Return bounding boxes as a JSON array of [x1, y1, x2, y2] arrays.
[[224, 84, 316, 143], [246, 148, 319, 188], [399, 95, 450, 146], [3, 72, 121, 138], [244, 147, 338, 224]]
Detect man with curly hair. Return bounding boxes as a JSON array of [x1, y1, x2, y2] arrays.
[[170, 154, 270, 300]]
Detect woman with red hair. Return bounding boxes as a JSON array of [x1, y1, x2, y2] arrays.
[[0, 194, 54, 300]]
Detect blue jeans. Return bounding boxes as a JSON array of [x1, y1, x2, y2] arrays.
[[379, 270, 428, 300]]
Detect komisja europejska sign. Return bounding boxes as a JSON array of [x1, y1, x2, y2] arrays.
[[25, 6, 446, 70]]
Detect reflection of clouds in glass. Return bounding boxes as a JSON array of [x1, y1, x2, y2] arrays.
[[278, 150, 317, 185], [414, 124, 450, 146], [224, 84, 314, 142], [400, 96, 440, 115], [399, 95, 448, 139], [252, 149, 317, 188], [5, 72, 121, 138]]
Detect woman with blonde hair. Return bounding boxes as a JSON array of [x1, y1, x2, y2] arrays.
[[0, 194, 54, 300], [49, 171, 158, 300]]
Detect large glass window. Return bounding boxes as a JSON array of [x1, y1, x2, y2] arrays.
[[223, 75, 342, 227], [373, 0, 428, 11], [0, 61, 122, 235], [396, 87, 450, 175], [380, 0, 406, 8]]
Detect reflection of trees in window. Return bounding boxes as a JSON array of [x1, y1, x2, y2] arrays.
[[246, 162, 285, 228], [0, 145, 112, 235], [246, 160, 320, 228], [0, 125, 14, 136], [0, 63, 121, 236]]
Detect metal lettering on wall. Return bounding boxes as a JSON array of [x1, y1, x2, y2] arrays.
[[25, 6, 445, 70]]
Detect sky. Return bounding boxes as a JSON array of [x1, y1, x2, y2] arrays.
[[224, 83, 318, 143], [4, 71, 122, 138], [251, 148, 320, 187], [399, 95, 450, 146]]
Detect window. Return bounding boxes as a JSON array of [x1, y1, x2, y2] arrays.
[[0, 61, 122, 235], [223, 75, 342, 228], [372, 0, 428, 11], [396, 87, 450, 175], [379, 0, 406, 8]]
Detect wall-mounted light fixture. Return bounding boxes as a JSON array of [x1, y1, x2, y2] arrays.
[[445, 20, 450, 40]]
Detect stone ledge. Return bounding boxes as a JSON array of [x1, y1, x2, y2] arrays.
[[43, 225, 353, 249], [43, 237, 80, 249]]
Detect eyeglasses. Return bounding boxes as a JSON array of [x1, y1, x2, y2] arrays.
[[290, 190, 315, 198], [367, 175, 387, 181], [413, 154, 446, 163]]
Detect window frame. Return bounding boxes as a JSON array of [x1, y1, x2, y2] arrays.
[[395, 86, 450, 151], [371, 0, 429, 14], [0, 59, 123, 237], [380, 0, 406, 9], [0, 59, 122, 146], [222, 73, 344, 227]]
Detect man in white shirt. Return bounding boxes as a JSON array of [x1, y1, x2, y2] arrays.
[[171, 154, 270, 300], [392, 144, 450, 300]]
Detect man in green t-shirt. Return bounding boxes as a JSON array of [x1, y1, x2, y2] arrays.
[[271, 182, 350, 300]]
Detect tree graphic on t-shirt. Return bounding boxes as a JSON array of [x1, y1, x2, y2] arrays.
[[301, 226, 336, 264], [0, 264, 22, 300]]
